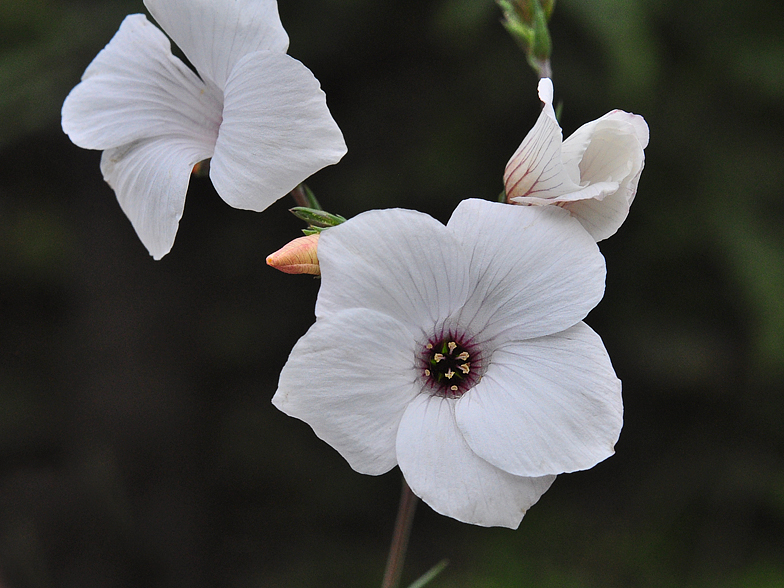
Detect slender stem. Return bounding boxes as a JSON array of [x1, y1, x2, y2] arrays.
[[381, 477, 419, 588], [290, 184, 310, 208]]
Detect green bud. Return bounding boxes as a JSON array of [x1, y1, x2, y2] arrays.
[[497, 0, 554, 78]]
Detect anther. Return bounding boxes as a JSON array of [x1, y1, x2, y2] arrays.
[[424, 369, 431, 376], [433, 353, 445, 362], [450, 385, 458, 391], [426, 343, 433, 350], [445, 369, 455, 379], [456, 351, 469, 361], [458, 363, 470, 374], [447, 342, 457, 354]]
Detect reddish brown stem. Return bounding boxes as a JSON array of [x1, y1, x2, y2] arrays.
[[381, 477, 419, 588]]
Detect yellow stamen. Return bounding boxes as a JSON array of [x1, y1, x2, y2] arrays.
[[433, 353, 445, 362], [456, 351, 469, 361], [450, 385, 458, 391], [458, 363, 470, 374], [447, 342, 457, 354], [445, 369, 455, 379]]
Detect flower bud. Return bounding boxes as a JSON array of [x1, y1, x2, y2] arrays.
[[266, 234, 320, 275], [498, 0, 553, 78]]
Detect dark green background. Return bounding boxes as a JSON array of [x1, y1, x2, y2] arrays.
[[2, 0, 783, 586]]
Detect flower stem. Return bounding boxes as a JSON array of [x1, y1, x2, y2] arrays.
[[381, 477, 419, 588]]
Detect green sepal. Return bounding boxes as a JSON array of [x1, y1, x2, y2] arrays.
[[290, 207, 347, 228]]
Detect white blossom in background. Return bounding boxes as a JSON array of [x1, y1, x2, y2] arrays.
[[273, 199, 623, 528], [504, 78, 648, 241], [62, 0, 346, 259]]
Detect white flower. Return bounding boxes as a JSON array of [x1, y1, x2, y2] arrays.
[[272, 198, 623, 529], [504, 78, 648, 241], [61, 0, 347, 259]]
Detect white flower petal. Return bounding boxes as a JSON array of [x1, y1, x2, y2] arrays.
[[446, 199, 605, 341], [563, 169, 640, 241], [144, 0, 289, 90], [100, 135, 214, 260], [505, 79, 649, 242], [315, 208, 471, 330], [455, 322, 623, 477], [503, 78, 581, 201], [597, 110, 650, 148], [562, 119, 644, 187], [559, 116, 647, 240], [210, 51, 347, 211], [396, 393, 556, 528], [61, 14, 222, 151], [273, 309, 421, 476]]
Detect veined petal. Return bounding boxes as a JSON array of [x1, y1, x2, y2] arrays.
[[558, 116, 647, 240], [510, 180, 620, 205], [563, 165, 642, 241], [446, 199, 605, 342], [504, 78, 581, 201], [210, 51, 347, 211], [563, 119, 644, 186], [315, 208, 471, 330], [597, 110, 649, 148], [144, 0, 289, 90], [100, 134, 214, 260], [61, 14, 222, 151], [273, 309, 421, 476], [455, 322, 623, 477], [396, 394, 556, 529]]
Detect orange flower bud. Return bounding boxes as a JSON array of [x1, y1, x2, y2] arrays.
[[266, 234, 320, 275]]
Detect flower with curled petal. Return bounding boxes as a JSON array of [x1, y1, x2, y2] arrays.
[[62, 0, 346, 259], [272, 198, 623, 528], [504, 78, 648, 241]]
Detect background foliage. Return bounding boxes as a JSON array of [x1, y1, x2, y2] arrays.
[[1, 0, 784, 586]]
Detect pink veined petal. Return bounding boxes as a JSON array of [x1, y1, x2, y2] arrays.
[[61, 14, 222, 151], [454, 322, 623, 478], [273, 309, 421, 476], [503, 78, 581, 201], [446, 199, 606, 342], [315, 208, 471, 331], [100, 134, 214, 260], [210, 50, 347, 212], [510, 180, 620, 205], [396, 393, 556, 529], [144, 0, 289, 90]]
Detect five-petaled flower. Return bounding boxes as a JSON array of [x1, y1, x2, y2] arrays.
[[504, 78, 648, 241], [61, 0, 347, 259], [272, 198, 623, 528]]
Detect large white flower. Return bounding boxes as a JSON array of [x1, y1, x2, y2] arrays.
[[273, 199, 623, 529], [504, 78, 648, 241], [61, 0, 347, 259]]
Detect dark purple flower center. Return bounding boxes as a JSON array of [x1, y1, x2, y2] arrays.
[[418, 332, 483, 399]]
